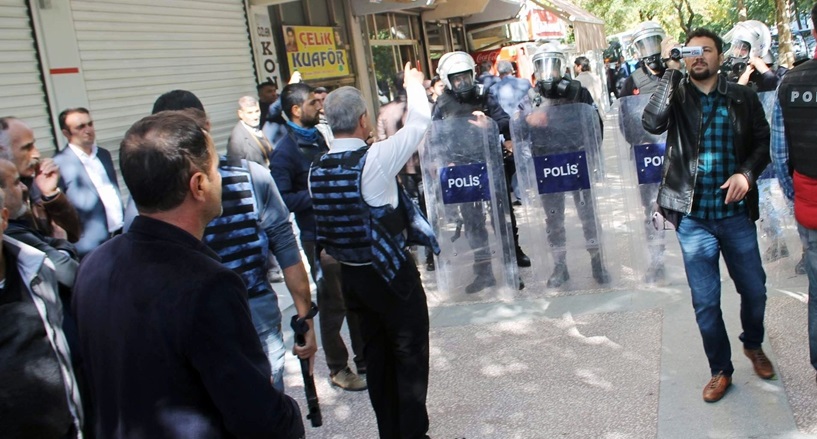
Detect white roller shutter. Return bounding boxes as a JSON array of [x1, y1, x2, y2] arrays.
[[70, 0, 257, 165], [0, 0, 55, 152]]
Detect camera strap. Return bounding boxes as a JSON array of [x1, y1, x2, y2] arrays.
[[701, 99, 720, 136]]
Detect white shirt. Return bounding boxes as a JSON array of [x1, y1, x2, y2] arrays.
[[68, 143, 124, 232], [328, 82, 431, 209]]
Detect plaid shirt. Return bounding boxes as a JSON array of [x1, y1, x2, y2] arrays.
[[770, 100, 795, 201], [690, 88, 746, 219]]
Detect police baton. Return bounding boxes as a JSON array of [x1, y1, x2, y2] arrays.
[[290, 303, 322, 427]]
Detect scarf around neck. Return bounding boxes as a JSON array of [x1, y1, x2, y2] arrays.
[[287, 121, 319, 144]]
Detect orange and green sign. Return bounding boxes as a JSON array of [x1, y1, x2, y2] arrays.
[[283, 25, 349, 80]]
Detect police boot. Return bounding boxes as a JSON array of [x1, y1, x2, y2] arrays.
[[516, 246, 531, 268], [465, 262, 496, 294], [590, 251, 611, 284], [763, 240, 790, 263], [645, 245, 665, 284], [796, 250, 807, 275], [547, 252, 570, 288]]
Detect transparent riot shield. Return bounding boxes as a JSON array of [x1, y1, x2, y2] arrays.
[[512, 102, 614, 291], [615, 94, 670, 284], [420, 116, 518, 303], [755, 90, 801, 280]]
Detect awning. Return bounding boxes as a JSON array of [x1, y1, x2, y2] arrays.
[[421, 0, 523, 24], [351, 0, 436, 16], [529, 0, 606, 52]]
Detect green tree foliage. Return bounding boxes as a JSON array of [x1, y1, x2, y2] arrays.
[[577, 0, 776, 41]]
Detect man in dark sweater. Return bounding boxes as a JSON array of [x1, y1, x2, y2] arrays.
[[72, 112, 305, 438], [270, 82, 367, 391]]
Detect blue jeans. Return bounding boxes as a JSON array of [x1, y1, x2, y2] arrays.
[[798, 223, 817, 371], [249, 293, 285, 391], [676, 214, 767, 375]]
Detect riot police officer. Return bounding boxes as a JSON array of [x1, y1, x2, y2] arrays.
[[518, 43, 610, 287], [431, 51, 527, 294], [773, 33, 817, 379], [620, 21, 667, 97], [722, 20, 786, 91], [723, 20, 797, 266]]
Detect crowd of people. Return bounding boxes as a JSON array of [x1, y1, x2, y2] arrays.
[[0, 3, 816, 438]]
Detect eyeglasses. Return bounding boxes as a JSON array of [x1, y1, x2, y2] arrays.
[[72, 121, 94, 131]]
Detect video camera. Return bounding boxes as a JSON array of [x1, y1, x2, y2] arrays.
[[669, 46, 704, 61]]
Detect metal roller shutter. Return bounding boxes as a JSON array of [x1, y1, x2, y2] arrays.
[[0, 0, 54, 151], [70, 0, 257, 165]]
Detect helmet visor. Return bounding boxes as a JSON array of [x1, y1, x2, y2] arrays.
[[533, 57, 563, 81], [633, 35, 663, 59], [727, 40, 752, 59], [448, 71, 474, 93]]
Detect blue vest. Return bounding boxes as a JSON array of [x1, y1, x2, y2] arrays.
[[203, 157, 270, 298], [310, 147, 439, 284]]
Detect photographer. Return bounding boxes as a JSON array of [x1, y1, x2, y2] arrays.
[[643, 28, 772, 403]]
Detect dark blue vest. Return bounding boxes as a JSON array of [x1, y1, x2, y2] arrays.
[[203, 157, 269, 298], [310, 147, 439, 284]]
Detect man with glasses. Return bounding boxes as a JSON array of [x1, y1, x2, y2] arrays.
[[54, 108, 124, 258]]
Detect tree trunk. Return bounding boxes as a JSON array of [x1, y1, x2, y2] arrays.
[[776, 0, 795, 68], [737, 0, 748, 21], [674, 0, 696, 35]]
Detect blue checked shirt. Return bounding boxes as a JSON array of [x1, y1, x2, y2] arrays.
[[690, 89, 746, 219], [770, 100, 795, 201]]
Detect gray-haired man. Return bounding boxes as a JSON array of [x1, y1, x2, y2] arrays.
[[228, 95, 274, 166], [309, 63, 438, 439]]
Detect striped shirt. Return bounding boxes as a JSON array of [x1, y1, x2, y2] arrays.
[[690, 88, 746, 219]]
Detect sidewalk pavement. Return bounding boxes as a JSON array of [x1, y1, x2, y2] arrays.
[[273, 106, 817, 438]]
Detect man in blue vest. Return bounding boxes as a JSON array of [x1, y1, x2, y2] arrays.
[[271, 82, 367, 391], [310, 63, 438, 439], [149, 91, 318, 391]]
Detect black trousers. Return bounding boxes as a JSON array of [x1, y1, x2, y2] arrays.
[[302, 241, 365, 375], [340, 257, 430, 439]]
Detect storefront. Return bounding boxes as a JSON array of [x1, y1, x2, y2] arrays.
[[16, 0, 259, 181]]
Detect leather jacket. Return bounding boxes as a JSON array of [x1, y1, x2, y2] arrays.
[[642, 69, 770, 226]]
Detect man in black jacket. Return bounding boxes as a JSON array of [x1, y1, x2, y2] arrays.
[[642, 28, 773, 403], [73, 112, 305, 438]]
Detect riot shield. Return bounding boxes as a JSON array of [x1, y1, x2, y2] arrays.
[[615, 94, 670, 284], [755, 90, 801, 280], [512, 102, 614, 291], [420, 116, 518, 303]]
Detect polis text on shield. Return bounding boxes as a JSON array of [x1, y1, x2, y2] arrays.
[[448, 175, 481, 188], [543, 163, 579, 178], [643, 155, 663, 168], [291, 51, 346, 68]]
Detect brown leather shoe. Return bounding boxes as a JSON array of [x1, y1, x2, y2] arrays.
[[744, 348, 775, 379], [703, 372, 732, 403]]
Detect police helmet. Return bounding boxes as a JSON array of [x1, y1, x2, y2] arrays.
[[724, 20, 773, 64], [436, 51, 477, 99], [630, 21, 667, 73], [532, 43, 567, 83]]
